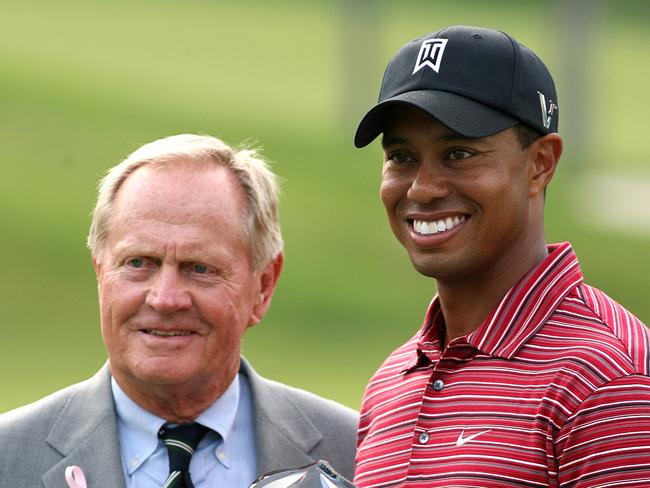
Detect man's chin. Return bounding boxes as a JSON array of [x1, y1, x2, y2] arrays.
[[113, 359, 202, 388], [409, 255, 445, 279], [410, 257, 473, 284], [137, 365, 199, 386]]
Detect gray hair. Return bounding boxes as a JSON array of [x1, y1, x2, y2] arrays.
[[87, 134, 283, 270]]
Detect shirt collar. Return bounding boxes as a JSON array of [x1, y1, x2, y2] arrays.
[[403, 242, 584, 372], [111, 373, 241, 474], [402, 298, 445, 372], [194, 374, 240, 468]]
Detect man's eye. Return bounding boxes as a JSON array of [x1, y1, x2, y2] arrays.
[[447, 149, 473, 160], [386, 152, 416, 164], [191, 263, 209, 274], [128, 258, 146, 268]]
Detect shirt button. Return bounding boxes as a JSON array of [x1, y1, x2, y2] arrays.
[[418, 432, 430, 444], [432, 379, 445, 391]]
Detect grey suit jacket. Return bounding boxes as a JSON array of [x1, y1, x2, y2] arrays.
[[0, 358, 358, 487]]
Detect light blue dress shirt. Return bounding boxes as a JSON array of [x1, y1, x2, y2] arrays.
[[111, 371, 257, 488]]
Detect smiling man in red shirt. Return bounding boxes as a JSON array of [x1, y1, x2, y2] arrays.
[[353, 25, 650, 487]]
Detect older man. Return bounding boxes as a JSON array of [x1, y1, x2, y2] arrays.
[[0, 134, 357, 487], [353, 25, 650, 486]]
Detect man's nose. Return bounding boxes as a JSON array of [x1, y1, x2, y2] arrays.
[[145, 266, 192, 313], [406, 161, 451, 203]]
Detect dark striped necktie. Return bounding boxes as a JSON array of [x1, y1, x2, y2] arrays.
[[158, 422, 209, 488]]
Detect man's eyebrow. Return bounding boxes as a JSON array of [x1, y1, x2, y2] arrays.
[[381, 135, 407, 148], [382, 132, 484, 148]]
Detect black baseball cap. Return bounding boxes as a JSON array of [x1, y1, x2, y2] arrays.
[[354, 25, 559, 148]]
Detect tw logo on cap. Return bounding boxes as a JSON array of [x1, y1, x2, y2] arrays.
[[413, 38, 448, 74]]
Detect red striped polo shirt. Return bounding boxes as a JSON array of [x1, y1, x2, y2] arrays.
[[355, 243, 650, 487]]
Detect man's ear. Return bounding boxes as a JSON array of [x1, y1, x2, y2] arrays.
[[528, 133, 563, 197], [248, 252, 284, 326]]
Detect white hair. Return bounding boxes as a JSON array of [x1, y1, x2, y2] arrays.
[[87, 134, 283, 269]]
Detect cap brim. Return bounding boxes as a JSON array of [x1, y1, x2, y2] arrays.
[[354, 90, 519, 148]]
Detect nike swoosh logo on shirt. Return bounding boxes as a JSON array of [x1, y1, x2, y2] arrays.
[[456, 429, 491, 447]]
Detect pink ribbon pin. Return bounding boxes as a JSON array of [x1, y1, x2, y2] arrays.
[[65, 466, 87, 488]]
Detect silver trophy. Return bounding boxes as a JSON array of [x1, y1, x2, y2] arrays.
[[249, 460, 357, 488]]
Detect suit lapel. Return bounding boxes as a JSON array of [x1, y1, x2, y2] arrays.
[[240, 358, 323, 478], [42, 365, 126, 488], [39, 359, 325, 485]]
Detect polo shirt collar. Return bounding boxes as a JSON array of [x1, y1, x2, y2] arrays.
[[402, 300, 445, 372], [403, 242, 584, 371]]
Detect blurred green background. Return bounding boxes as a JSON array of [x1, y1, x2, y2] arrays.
[[1, 0, 648, 412]]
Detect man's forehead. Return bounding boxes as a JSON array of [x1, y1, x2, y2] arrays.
[[108, 230, 230, 256], [110, 162, 246, 233]]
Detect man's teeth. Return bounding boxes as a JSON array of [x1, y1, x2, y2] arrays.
[[413, 216, 466, 235], [146, 330, 192, 337]]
